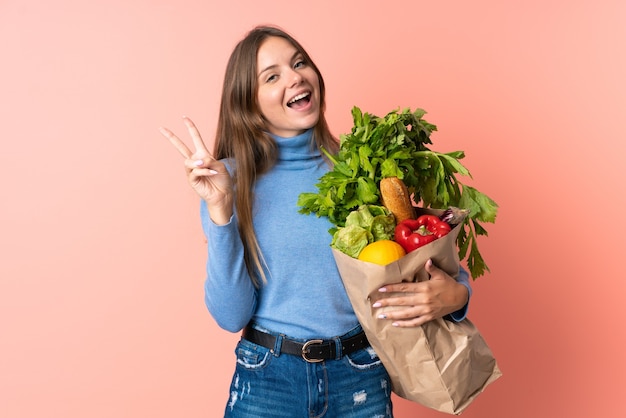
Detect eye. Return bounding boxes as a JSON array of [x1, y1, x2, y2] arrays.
[[294, 58, 307, 69], [266, 74, 278, 83]]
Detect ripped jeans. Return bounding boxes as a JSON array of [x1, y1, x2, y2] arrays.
[[223, 324, 393, 417]]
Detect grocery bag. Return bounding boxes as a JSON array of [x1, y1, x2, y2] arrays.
[[332, 208, 502, 414]]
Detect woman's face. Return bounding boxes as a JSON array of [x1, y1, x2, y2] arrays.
[[256, 36, 321, 137]]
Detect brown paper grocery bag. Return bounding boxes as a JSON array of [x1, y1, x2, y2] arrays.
[[332, 209, 501, 415]]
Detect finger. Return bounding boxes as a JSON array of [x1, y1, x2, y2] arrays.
[[159, 126, 193, 159], [183, 116, 211, 155], [376, 306, 433, 327], [379, 281, 427, 294], [391, 315, 432, 328], [372, 292, 427, 309], [183, 156, 221, 173], [377, 305, 421, 320], [374, 296, 415, 308], [378, 282, 413, 293], [188, 166, 219, 177], [424, 258, 444, 279]]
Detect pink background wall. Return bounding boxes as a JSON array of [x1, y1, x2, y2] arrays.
[[1, 1, 625, 417]]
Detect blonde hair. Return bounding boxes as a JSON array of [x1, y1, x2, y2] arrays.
[[214, 25, 338, 287]]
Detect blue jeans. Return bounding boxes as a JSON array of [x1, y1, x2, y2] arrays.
[[223, 325, 393, 417]]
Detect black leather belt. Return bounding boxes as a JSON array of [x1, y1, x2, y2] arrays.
[[242, 325, 370, 363]]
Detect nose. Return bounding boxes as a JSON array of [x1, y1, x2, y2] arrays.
[[289, 69, 303, 87]]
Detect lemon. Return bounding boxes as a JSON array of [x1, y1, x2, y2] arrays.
[[357, 240, 406, 265]]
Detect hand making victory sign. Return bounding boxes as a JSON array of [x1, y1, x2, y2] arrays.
[[159, 117, 233, 225]]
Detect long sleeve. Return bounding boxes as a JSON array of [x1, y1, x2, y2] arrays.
[[449, 266, 472, 322], [197, 130, 361, 340], [200, 201, 257, 332]]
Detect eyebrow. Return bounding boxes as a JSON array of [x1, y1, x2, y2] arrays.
[[258, 50, 301, 77]]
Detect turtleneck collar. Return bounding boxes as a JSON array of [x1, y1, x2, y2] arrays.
[[269, 129, 321, 166]]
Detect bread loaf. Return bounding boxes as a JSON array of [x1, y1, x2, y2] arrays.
[[379, 177, 415, 222]]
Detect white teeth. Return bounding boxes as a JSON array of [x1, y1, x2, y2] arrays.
[[288, 92, 309, 104]]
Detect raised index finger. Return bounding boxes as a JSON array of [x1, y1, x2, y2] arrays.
[[159, 126, 193, 159], [183, 116, 211, 155]]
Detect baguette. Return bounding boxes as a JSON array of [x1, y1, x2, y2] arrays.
[[379, 177, 415, 222]]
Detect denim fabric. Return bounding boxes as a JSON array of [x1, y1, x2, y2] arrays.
[[223, 325, 393, 417]]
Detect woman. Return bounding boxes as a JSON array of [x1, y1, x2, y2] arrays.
[[160, 25, 471, 417]]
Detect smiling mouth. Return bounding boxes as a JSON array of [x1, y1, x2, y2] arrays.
[[287, 92, 311, 108]]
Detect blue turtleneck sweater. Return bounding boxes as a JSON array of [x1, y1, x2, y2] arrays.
[[200, 129, 470, 339]]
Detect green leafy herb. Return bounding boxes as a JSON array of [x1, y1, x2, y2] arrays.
[[298, 106, 499, 279]]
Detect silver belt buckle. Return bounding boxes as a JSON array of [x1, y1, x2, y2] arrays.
[[301, 339, 324, 363]]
